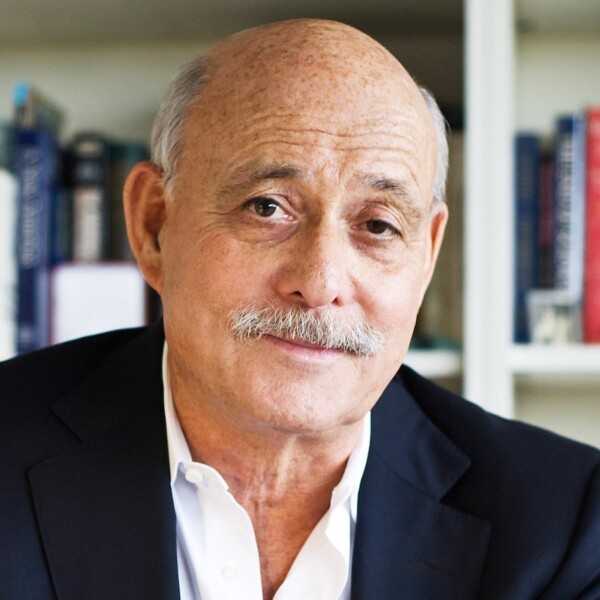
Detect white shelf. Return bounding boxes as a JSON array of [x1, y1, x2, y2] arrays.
[[510, 344, 600, 376], [405, 349, 462, 379]]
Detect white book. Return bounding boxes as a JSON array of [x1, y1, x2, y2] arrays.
[[0, 168, 18, 361], [50, 262, 147, 345]]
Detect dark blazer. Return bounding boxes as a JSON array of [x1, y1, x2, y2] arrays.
[[1, 322, 599, 599]]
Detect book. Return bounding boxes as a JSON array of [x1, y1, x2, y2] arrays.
[[13, 82, 64, 133], [49, 263, 147, 345], [538, 148, 555, 289], [584, 107, 600, 343], [69, 132, 111, 261], [0, 124, 18, 360], [109, 141, 149, 260], [50, 149, 72, 265], [553, 115, 586, 302], [14, 126, 59, 354], [513, 133, 541, 343]]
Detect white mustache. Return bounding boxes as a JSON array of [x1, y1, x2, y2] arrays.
[[228, 304, 384, 357]]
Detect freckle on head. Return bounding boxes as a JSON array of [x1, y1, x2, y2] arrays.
[[202, 19, 430, 126]]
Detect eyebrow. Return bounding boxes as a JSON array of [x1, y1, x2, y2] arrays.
[[216, 162, 426, 220], [359, 173, 409, 195], [216, 162, 304, 207], [357, 173, 425, 221]]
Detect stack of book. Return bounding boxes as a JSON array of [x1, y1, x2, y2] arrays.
[[514, 108, 600, 344], [1, 83, 152, 359]]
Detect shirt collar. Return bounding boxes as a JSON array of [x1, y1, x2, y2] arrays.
[[162, 342, 371, 513], [162, 343, 192, 485]]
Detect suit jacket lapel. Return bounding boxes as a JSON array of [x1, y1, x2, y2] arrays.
[[28, 324, 180, 600], [352, 372, 491, 600]]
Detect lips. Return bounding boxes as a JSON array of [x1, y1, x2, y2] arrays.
[[265, 333, 341, 354], [277, 336, 329, 351]]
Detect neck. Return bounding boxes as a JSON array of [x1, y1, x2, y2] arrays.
[[173, 385, 363, 505], [168, 358, 365, 599]]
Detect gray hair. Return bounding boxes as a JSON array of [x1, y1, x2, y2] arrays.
[[151, 55, 449, 202], [228, 302, 384, 357], [420, 87, 449, 203], [151, 56, 213, 190]]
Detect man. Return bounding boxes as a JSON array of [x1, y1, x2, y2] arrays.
[[1, 19, 599, 600]]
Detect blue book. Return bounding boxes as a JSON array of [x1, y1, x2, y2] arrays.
[[514, 133, 541, 343], [553, 115, 586, 301], [14, 126, 58, 354]]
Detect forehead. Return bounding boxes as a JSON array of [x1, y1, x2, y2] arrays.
[[198, 24, 425, 127], [177, 24, 436, 195], [180, 106, 433, 204]]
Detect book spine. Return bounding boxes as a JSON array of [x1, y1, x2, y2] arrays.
[[584, 107, 600, 343], [538, 149, 555, 289], [513, 133, 541, 343], [0, 168, 18, 360], [50, 150, 72, 264], [70, 133, 111, 261], [14, 127, 57, 354], [0, 124, 17, 360], [553, 115, 586, 304]]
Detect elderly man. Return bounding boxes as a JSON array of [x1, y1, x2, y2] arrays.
[[1, 19, 599, 600]]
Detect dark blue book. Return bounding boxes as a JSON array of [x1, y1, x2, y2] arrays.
[[553, 115, 586, 301], [14, 126, 58, 354], [538, 149, 555, 289], [514, 133, 541, 343]]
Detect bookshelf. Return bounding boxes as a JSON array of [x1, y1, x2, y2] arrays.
[[465, 0, 600, 448]]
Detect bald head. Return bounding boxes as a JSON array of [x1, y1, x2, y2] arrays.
[[209, 19, 414, 103], [151, 19, 447, 202]]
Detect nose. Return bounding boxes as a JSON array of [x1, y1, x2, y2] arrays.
[[273, 222, 353, 309]]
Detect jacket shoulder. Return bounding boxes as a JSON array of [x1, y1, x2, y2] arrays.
[[0, 327, 150, 415], [398, 365, 600, 469], [397, 366, 600, 597]]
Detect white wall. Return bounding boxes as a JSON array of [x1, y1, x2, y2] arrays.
[[516, 32, 600, 132], [0, 40, 212, 142]]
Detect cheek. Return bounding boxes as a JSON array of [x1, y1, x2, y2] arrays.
[[161, 226, 270, 323], [360, 261, 427, 341]]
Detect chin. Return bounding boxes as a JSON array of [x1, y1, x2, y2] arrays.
[[237, 378, 368, 436]]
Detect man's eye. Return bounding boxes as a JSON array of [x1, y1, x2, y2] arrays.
[[247, 197, 283, 218], [365, 219, 399, 236]]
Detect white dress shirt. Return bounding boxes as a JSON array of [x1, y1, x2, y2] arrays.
[[162, 345, 371, 600]]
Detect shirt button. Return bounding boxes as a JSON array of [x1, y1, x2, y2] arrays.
[[184, 468, 204, 485], [221, 565, 239, 581]]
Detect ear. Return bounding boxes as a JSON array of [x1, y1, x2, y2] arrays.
[[418, 199, 449, 303], [123, 161, 168, 295]]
